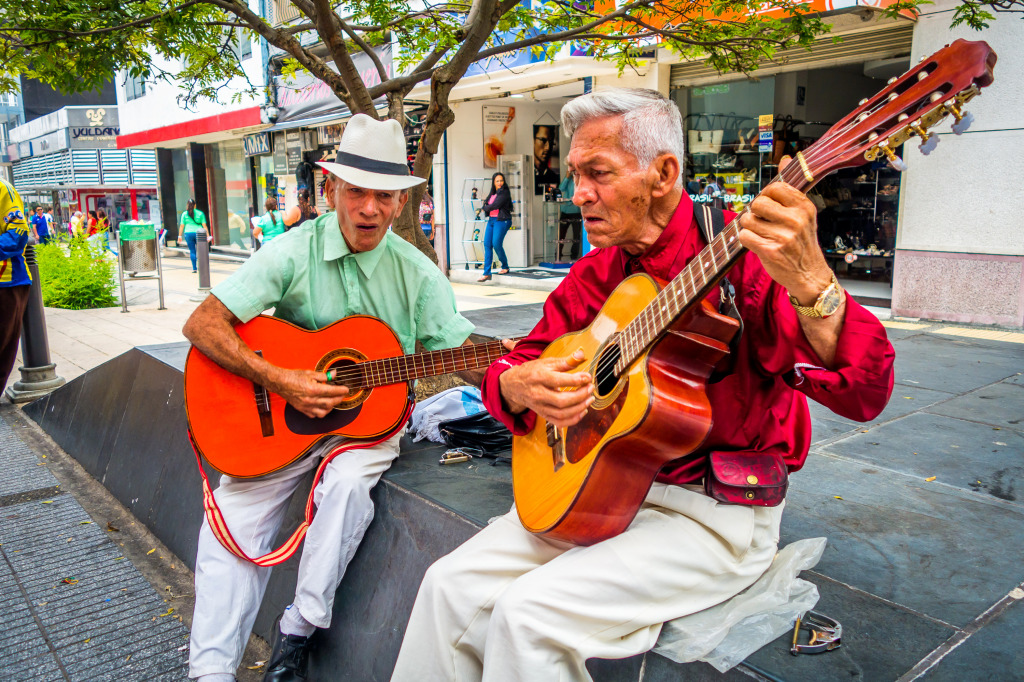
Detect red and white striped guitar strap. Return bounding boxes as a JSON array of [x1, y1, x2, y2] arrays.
[[188, 402, 412, 567]]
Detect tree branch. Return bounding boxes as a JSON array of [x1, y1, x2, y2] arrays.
[[337, 18, 389, 83]]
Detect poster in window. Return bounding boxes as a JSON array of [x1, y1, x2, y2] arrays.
[[533, 124, 559, 195], [482, 106, 516, 169]]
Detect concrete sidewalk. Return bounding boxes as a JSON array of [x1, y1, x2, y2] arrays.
[[0, 404, 192, 680]]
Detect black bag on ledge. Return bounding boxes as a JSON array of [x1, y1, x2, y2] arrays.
[[438, 411, 513, 457]]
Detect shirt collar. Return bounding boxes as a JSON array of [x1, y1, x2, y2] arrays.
[[322, 212, 388, 278], [618, 192, 696, 280]]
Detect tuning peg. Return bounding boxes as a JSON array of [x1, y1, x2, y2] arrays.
[[877, 141, 907, 171], [919, 134, 940, 156], [951, 110, 974, 135]]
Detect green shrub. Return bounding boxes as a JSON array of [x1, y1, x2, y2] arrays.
[[35, 236, 118, 309]]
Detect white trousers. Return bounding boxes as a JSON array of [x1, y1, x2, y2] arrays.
[[189, 432, 403, 679], [392, 483, 784, 682]]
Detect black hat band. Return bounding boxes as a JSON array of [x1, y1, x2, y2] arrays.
[[335, 151, 409, 177]]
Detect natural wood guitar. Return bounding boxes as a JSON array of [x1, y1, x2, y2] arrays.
[[185, 314, 510, 478], [513, 39, 997, 546]]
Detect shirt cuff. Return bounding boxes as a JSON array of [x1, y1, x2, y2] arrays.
[[481, 359, 537, 436]]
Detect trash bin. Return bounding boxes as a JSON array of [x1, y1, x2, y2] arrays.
[[119, 221, 158, 272], [115, 221, 165, 312]]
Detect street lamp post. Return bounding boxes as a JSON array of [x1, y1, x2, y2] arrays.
[[5, 238, 66, 403]]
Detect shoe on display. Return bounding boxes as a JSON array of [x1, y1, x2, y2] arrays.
[[263, 630, 311, 682]]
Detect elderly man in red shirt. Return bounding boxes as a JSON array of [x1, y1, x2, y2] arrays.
[[392, 88, 894, 682]]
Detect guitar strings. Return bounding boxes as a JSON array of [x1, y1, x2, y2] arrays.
[[312, 341, 509, 387]]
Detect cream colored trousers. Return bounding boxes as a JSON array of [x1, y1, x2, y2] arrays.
[[189, 432, 403, 679], [392, 482, 784, 682]]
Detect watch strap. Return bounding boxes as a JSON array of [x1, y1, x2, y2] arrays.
[[789, 272, 841, 318]]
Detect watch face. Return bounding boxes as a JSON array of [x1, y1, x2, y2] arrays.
[[818, 285, 843, 316]]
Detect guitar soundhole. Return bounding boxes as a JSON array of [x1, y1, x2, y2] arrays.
[[593, 342, 621, 398], [327, 358, 364, 392]]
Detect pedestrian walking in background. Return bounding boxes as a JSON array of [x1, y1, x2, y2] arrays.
[[70, 211, 84, 238], [282, 189, 319, 231], [0, 178, 31, 389], [252, 197, 285, 244], [419, 191, 434, 246], [478, 172, 513, 282], [180, 198, 209, 273], [29, 205, 50, 245]]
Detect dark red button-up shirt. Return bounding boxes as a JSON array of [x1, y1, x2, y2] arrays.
[[481, 193, 895, 484]]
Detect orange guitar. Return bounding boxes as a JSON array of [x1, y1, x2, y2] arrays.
[[513, 39, 997, 546], [185, 314, 511, 478]]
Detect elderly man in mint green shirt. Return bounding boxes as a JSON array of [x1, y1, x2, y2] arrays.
[[183, 115, 483, 682]]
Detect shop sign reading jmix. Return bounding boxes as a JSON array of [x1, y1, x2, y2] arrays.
[[243, 132, 272, 157]]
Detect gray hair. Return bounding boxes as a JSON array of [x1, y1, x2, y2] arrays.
[[561, 88, 685, 187]]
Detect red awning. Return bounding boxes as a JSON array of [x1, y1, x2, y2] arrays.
[[116, 106, 263, 149]]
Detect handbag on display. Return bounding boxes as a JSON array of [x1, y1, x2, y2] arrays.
[[687, 114, 724, 155]]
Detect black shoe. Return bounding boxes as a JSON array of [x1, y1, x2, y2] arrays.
[[262, 629, 311, 681]]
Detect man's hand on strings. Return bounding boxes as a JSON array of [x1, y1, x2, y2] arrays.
[[737, 156, 833, 306], [499, 349, 594, 427], [272, 368, 350, 419]]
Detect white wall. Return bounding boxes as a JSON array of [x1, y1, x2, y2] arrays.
[[117, 6, 267, 136], [898, 3, 1024, 256], [443, 97, 568, 267]]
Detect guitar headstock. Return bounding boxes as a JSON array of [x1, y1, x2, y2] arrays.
[[801, 39, 997, 179]]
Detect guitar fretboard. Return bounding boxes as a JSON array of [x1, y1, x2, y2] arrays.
[[614, 219, 746, 373], [331, 341, 510, 389]]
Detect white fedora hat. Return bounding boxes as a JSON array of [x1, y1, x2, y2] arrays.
[[316, 114, 425, 191]]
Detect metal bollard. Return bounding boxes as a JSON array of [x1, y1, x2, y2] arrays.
[[5, 239, 66, 403], [190, 229, 212, 302]]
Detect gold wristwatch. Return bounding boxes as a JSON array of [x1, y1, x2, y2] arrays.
[[789, 272, 843, 318]]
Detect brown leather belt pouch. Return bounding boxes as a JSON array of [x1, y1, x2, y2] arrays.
[[704, 450, 788, 507]]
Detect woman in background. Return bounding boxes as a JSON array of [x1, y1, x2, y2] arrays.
[[282, 189, 319, 230], [179, 198, 209, 273], [478, 172, 513, 282], [253, 197, 286, 244]]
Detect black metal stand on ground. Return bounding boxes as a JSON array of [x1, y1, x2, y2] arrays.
[[5, 241, 66, 403], [189, 229, 212, 302]]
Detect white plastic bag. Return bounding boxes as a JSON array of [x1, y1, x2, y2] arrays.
[[409, 386, 485, 444], [654, 537, 827, 673]]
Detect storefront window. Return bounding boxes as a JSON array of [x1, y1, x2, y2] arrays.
[[170, 148, 191, 240], [672, 77, 774, 213], [207, 140, 252, 249], [255, 153, 277, 217]]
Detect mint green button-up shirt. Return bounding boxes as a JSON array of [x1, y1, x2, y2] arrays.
[[212, 211, 474, 353]]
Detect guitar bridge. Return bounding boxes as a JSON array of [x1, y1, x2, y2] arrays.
[[546, 422, 566, 472], [253, 350, 274, 438]]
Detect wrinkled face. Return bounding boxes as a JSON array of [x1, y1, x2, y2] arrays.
[[331, 178, 408, 253], [566, 116, 653, 250]]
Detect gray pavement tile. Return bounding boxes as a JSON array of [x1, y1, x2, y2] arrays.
[[891, 335, 1024, 395], [60, 626, 187, 672], [924, 381, 1024, 432], [784, 454, 1024, 628], [811, 415, 862, 444], [808, 383, 957, 428], [2, 639, 61, 672], [463, 302, 545, 339], [743, 575, 955, 681], [4, 658, 64, 681], [821, 412, 1024, 503], [73, 637, 188, 682], [0, 420, 59, 497], [47, 595, 181, 645], [923, 599, 1024, 681]]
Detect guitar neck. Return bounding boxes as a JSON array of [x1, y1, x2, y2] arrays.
[[614, 164, 817, 373], [337, 340, 510, 389]]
